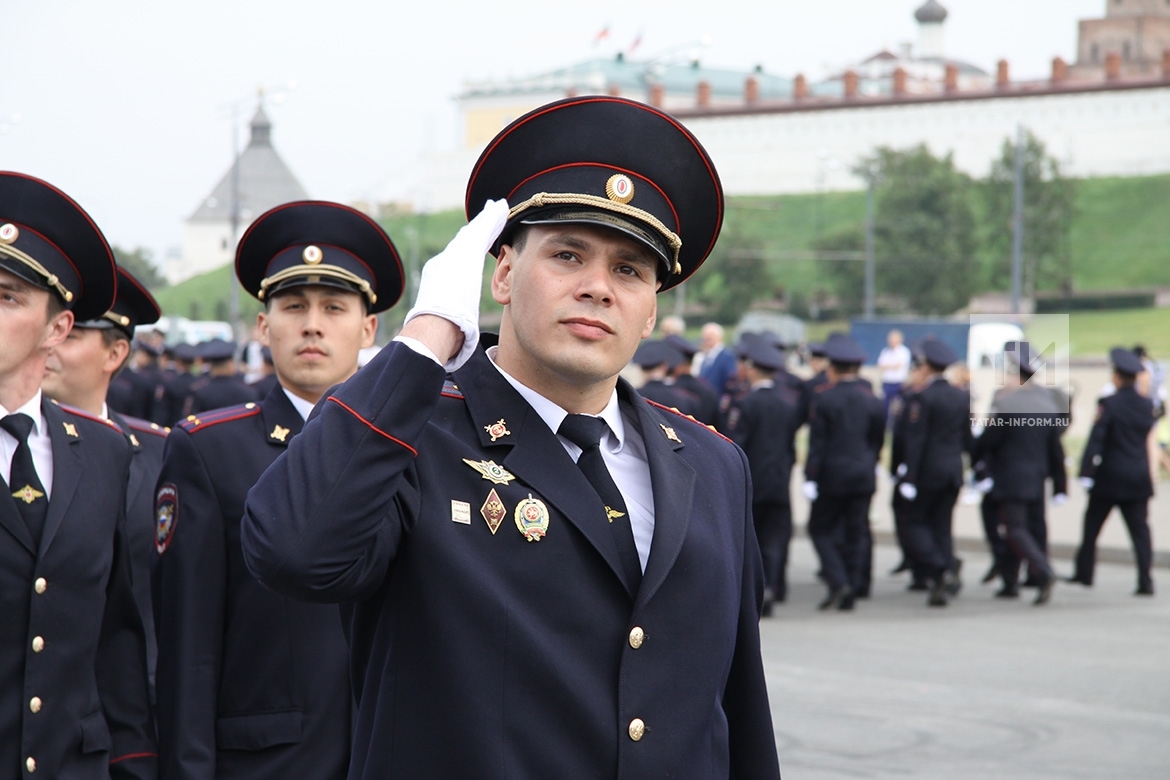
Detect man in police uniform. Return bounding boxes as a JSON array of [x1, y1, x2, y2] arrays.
[[663, 333, 719, 426], [632, 339, 697, 417], [242, 97, 781, 779], [1069, 347, 1156, 595], [726, 338, 800, 612], [0, 172, 155, 778], [41, 265, 169, 697], [153, 201, 403, 780], [803, 335, 885, 611], [892, 337, 972, 606], [180, 338, 258, 416]]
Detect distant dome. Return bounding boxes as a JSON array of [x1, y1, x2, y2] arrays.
[[915, 0, 948, 24]]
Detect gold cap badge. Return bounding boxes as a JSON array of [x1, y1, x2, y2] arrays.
[[605, 174, 635, 205]]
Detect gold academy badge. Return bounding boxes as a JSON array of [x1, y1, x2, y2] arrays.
[[514, 494, 550, 542], [462, 459, 516, 485], [480, 488, 506, 534]]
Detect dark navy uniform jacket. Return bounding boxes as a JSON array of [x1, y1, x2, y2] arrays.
[[0, 400, 156, 780], [727, 382, 800, 506], [153, 387, 350, 780], [900, 377, 973, 490], [1079, 386, 1155, 501], [805, 378, 885, 495], [182, 375, 259, 418], [637, 378, 698, 419], [971, 386, 1068, 501], [109, 411, 168, 697], [241, 340, 781, 780]]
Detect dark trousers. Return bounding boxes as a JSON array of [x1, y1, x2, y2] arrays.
[[904, 487, 960, 579], [754, 501, 792, 600], [997, 500, 1054, 588], [809, 493, 872, 591], [1074, 495, 1153, 590], [984, 497, 1047, 581]]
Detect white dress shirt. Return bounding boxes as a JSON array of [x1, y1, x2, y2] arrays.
[[1, 391, 54, 499], [282, 387, 315, 421]]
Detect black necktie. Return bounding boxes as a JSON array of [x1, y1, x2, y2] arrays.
[[2, 413, 48, 548], [558, 414, 642, 588]]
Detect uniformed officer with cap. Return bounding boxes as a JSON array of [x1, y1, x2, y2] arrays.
[[631, 339, 697, 416], [662, 333, 719, 425], [41, 265, 169, 697], [803, 335, 885, 610], [726, 337, 800, 612], [893, 337, 973, 606], [153, 200, 404, 780], [242, 97, 781, 779], [0, 172, 156, 778], [180, 338, 258, 417], [1069, 347, 1157, 595]]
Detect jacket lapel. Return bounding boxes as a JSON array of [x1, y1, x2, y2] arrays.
[[455, 347, 634, 596], [259, 386, 306, 448], [39, 400, 85, 556], [109, 410, 149, 511]]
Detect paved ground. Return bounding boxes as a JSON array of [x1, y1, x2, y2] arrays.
[[760, 538, 1170, 780]]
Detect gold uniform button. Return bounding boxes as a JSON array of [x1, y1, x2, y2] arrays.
[[31, 636, 44, 653], [628, 626, 645, 649], [628, 718, 645, 741], [34, 578, 47, 594], [29, 697, 41, 714], [25, 756, 35, 773]]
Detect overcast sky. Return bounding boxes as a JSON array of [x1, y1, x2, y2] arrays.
[[2, 0, 1104, 264]]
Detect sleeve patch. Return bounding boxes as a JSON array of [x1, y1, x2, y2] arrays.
[[155, 483, 178, 554]]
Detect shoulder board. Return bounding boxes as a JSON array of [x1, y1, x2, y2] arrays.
[[121, 415, 170, 438], [54, 400, 123, 432], [440, 379, 464, 400], [814, 383, 832, 393], [645, 398, 734, 445], [178, 402, 261, 433]]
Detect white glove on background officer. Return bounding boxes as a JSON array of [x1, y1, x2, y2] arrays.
[[802, 481, 819, 501], [1051, 492, 1069, 506], [402, 199, 509, 370], [974, 477, 994, 494], [1077, 476, 1095, 491], [898, 482, 918, 501]]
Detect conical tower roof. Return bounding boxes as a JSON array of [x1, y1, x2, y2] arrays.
[[189, 104, 308, 222], [915, 0, 948, 24]]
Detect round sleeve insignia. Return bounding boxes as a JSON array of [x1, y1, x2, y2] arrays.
[[155, 483, 178, 554], [302, 245, 324, 265], [605, 173, 635, 204]]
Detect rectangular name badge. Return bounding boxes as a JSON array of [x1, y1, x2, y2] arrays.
[[451, 500, 472, 524]]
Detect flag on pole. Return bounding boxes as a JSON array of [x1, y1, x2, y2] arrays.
[[627, 31, 643, 56], [592, 25, 610, 47]]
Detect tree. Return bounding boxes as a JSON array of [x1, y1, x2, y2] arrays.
[[112, 245, 168, 291], [693, 236, 775, 324], [982, 131, 1077, 296], [812, 224, 866, 315]]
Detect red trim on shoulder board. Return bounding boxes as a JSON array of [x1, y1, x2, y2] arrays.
[[110, 752, 158, 765], [177, 403, 261, 433], [441, 379, 464, 400], [54, 401, 122, 430], [326, 397, 419, 456], [644, 399, 734, 445], [122, 415, 169, 437], [155, 483, 177, 554]]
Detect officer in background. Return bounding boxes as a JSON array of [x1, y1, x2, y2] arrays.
[[241, 97, 781, 779], [887, 351, 932, 588], [803, 335, 885, 610], [632, 340, 696, 417], [663, 333, 719, 426], [0, 172, 155, 778], [153, 201, 404, 779], [726, 337, 800, 612], [893, 337, 972, 606], [180, 339, 258, 417], [247, 346, 279, 398], [156, 342, 198, 426], [41, 266, 168, 698], [798, 340, 831, 426], [971, 341, 1067, 604], [1069, 347, 1156, 595]]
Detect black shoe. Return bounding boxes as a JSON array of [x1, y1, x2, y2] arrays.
[[928, 579, 949, 607], [1033, 576, 1055, 605], [838, 593, 856, 611], [1021, 576, 1042, 589], [818, 585, 853, 611], [945, 568, 962, 597], [981, 564, 999, 584], [995, 587, 1020, 599], [907, 580, 929, 592], [761, 587, 775, 617], [1064, 574, 1092, 586], [1135, 584, 1155, 596], [854, 587, 871, 599], [889, 560, 910, 575]]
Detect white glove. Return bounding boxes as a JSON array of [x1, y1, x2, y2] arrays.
[[1078, 476, 1095, 491], [404, 199, 510, 370], [895, 463, 908, 478], [898, 482, 918, 501], [1051, 493, 1069, 506], [802, 481, 819, 501], [971, 423, 985, 438], [974, 477, 994, 494]]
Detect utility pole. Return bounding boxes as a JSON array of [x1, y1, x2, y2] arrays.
[[864, 174, 876, 319], [1011, 124, 1024, 315]]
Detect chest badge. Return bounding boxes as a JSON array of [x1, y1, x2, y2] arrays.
[[481, 488, 506, 534], [63, 422, 78, 438], [12, 485, 44, 504], [270, 424, 291, 443], [514, 494, 550, 542], [659, 423, 681, 443], [463, 458, 516, 485], [484, 419, 511, 442]]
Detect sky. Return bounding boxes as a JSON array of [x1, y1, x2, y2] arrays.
[[2, 0, 1105, 266]]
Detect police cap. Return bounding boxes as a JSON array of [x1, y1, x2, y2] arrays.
[[663, 333, 699, 359], [825, 335, 868, 365], [76, 266, 161, 339], [1110, 347, 1144, 376], [745, 339, 787, 372], [198, 338, 236, 363], [915, 336, 958, 370], [633, 339, 684, 370]]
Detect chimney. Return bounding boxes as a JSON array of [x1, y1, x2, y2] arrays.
[[697, 80, 711, 108], [1163, 49, 1170, 80], [793, 73, 809, 100], [843, 69, 859, 99], [649, 82, 664, 108], [1051, 56, 1067, 84], [944, 63, 959, 92], [996, 59, 1010, 89], [745, 76, 759, 105], [1105, 51, 1122, 81], [607, 83, 622, 97], [892, 67, 907, 96]]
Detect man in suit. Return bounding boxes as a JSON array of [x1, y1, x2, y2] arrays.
[[41, 265, 169, 699], [893, 338, 973, 606], [153, 201, 403, 780], [1069, 347, 1157, 595], [970, 341, 1067, 604], [697, 321, 737, 396], [0, 172, 156, 779], [242, 97, 781, 779], [803, 335, 886, 611], [726, 338, 800, 612]]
